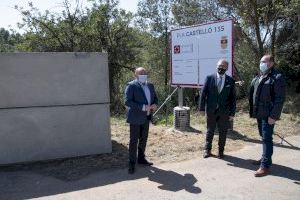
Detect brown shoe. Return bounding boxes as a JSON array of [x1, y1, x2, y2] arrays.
[[254, 167, 270, 177], [203, 150, 212, 158]]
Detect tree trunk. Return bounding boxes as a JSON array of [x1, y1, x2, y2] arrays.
[[271, 19, 278, 57], [252, 0, 264, 58]]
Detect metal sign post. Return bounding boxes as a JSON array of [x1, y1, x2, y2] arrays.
[[178, 87, 183, 108]]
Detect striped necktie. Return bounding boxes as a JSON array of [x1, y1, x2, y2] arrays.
[[218, 76, 223, 93]]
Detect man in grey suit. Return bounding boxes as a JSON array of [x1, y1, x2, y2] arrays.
[[200, 59, 236, 159], [124, 67, 158, 174]]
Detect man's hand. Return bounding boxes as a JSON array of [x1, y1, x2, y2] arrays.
[[145, 105, 151, 112], [235, 80, 244, 86], [150, 104, 157, 112], [200, 111, 205, 116], [268, 117, 276, 125]]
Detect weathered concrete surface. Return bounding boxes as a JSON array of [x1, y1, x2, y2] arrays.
[[0, 53, 109, 108], [0, 135, 299, 200], [0, 104, 111, 164], [0, 53, 111, 164]]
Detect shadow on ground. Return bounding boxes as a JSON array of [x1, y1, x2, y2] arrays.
[[0, 140, 201, 200], [223, 155, 300, 183], [227, 130, 300, 151], [0, 140, 128, 181], [169, 126, 202, 134], [147, 166, 201, 193]]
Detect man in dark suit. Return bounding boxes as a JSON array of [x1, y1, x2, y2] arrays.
[[124, 67, 158, 174], [249, 55, 285, 177], [199, 59, 236, 159]]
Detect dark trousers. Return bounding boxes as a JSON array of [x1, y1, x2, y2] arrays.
[[257, 119, 274, 168], [129, 120, 150, 163], [205, 113, 229, 152]]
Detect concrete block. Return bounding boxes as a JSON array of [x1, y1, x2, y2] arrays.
[[0, 104, 111, 164], [0, 52, 111, 164], [0, 52, 109, 108]]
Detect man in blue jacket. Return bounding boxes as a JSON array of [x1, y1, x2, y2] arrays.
[[200, 59, 236, 159], [124, 67, 158, 174], [249, 55, 285, 177]]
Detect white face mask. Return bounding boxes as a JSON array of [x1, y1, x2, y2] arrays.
[[259, 62, 269, 74], [138, 75, 148, 84]]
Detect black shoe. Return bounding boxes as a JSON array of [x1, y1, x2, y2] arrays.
[[138, 158, 153, 166], [252, 159, 261, 165], [217, 151, 224, 159], [203, 150, 212, 158], [128, 162, 135, 174]]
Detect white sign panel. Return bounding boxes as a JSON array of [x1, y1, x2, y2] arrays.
[[171, 20, 233, 87]]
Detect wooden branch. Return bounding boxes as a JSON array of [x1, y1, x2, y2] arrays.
[[16, 7, 66, 49]]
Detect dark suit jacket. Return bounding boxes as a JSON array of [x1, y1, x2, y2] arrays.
[[249, 68, 285, 120], [199, 74, 236, 116], [124, 80, 158, 125]]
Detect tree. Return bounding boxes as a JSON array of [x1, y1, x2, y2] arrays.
[[136, 0, 173, 87], [171, 0, 300, 88], [15, 0, 143, 110], [172, 0, 230, 26], [0, 28, 23, 52]]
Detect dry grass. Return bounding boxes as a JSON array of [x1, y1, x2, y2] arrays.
[[111, 109, 300, 164]]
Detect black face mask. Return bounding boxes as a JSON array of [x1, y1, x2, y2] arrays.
[[217, 68, 226, 75]]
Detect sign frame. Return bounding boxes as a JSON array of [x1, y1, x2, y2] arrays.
[[170, 19, 234, 88]]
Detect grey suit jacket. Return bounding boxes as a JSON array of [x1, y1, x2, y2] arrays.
[[124, 80, 158, 125], [199, 73, 236, 116]]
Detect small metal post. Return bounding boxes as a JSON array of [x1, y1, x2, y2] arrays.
[[178, 87, 183, 108]]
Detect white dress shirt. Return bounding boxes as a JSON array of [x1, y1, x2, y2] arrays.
[[139, 81, 151, 115]]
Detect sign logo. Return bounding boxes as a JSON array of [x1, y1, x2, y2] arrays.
[[221, 36, 228, 49], [174, 45, 180, 54]]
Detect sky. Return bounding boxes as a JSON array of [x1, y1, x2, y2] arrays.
[[0, 0, 139, 32]]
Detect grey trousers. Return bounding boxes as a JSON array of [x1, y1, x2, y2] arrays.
[[129, 120, 150, 163]]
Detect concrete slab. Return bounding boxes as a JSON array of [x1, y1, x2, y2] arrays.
[[0, 52, 111, 164], [0, 104, 111, 164], [0, 52, 109, 108]]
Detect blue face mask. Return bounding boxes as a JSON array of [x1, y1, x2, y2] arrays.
[[259, 62, 269, 74], [138, 75, 148, 84]]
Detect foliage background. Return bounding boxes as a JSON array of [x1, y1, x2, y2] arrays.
[[1, 0, 299, 117]]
